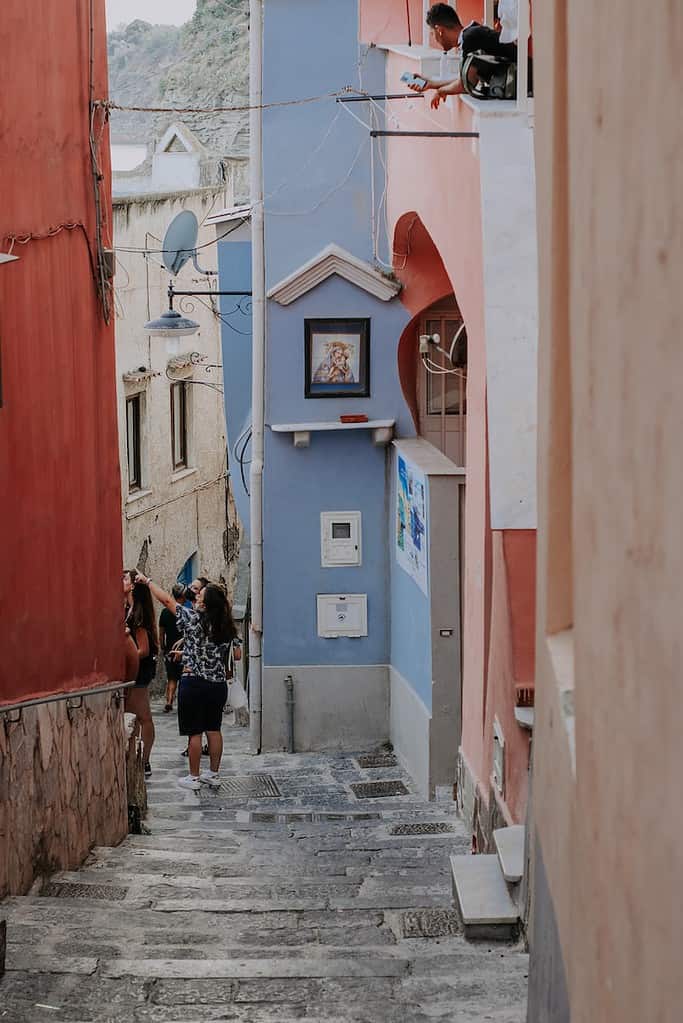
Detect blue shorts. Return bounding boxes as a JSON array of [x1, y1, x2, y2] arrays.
[[177, 674, 227, 736]]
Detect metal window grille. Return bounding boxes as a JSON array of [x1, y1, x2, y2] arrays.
[[126, 394, 142, 490], [170, 381, 187, 470]]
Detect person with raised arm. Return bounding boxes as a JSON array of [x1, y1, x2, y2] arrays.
[[134, 572, 240, 790]]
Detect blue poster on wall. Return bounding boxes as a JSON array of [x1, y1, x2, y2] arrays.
[[396, 452, 428, 595]]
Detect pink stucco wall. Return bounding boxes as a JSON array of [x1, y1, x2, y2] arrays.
[[384, 51, 490, 800], [360, 0, 484, 46], [382, 49, 533, 823]]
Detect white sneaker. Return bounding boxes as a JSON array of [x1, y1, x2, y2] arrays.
[[178, 774, 201, 791], [199, 770, 221, 789]]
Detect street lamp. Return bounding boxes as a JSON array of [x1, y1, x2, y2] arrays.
[[144, 282, 252, 338]]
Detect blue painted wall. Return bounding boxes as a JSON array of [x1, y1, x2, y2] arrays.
[[217, 239, 252, 535], [263, 276, 412, 667], [262, 0, 387, 286], [211, 0, 443, 696], [259, 0, 414, 671], [267, 276, 412, 435], [263, 428, 390, 666], [389, 451, 433, 710]]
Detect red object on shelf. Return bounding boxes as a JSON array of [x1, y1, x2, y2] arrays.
[[339, 414, 369, 424]]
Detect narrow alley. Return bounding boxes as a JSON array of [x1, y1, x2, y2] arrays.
[[1, 708, 528, 1021]]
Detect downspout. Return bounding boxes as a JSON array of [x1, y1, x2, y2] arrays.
[[249, 0, 265, 754]]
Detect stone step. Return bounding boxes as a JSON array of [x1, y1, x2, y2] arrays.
[[101, 954, 411, 979], [0, 710, 527, 1023], [47, 869, 364, 891], [493, 825, 526, 884], [450, 854, 520, 941]]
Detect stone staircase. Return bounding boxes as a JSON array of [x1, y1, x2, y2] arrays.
[[0, 707, 528, 1021], [450, 825, 526, 941]]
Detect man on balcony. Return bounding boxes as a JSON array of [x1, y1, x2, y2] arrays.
[[412, 3, 521, 106]]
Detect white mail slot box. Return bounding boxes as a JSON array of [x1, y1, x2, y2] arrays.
[[316, 593, 368, 638]]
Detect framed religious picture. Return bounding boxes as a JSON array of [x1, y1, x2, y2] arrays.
[[304, 318, 370, 399]]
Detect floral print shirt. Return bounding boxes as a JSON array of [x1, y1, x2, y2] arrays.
[[175, 605, 231, 685]]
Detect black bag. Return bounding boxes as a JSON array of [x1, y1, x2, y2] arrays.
[[461, 51, 517, 100]]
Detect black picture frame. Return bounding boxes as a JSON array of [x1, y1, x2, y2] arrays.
[[304, 318, 370, 399]]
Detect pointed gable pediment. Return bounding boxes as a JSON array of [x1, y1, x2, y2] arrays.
[[156, 122, 208, 157], [267, 244, 401, 306]]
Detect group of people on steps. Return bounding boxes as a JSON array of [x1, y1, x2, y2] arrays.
[[123, 569, 241, 789]]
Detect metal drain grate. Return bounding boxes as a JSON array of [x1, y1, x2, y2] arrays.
[[351, 780, 409, 799], [390, 822, 454, 836], [401, 909, 461, 938], [200, 774, 281, 798], [40, 882, 128, 901], [239, 810, 383, 824], [356, 753, 398, 769]]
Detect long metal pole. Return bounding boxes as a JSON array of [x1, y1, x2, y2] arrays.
[[516, 0, 530, 113], [249, 0, 265, 755], [370, 130, 479, 138]]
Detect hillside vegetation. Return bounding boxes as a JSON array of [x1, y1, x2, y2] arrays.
[[107, 0, 248, 157]]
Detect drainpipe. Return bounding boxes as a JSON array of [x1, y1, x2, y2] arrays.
[[284, 675, 295, 753], [249, 0, 265, 755]]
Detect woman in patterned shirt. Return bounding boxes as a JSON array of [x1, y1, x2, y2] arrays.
[[134, 572, 240, 791]]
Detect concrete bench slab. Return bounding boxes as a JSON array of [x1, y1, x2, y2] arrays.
[[450, 854, 519, 941], [493, 825, 526, 884]]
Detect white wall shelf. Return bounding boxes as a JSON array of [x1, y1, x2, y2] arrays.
[[269, 419, 395, 449]]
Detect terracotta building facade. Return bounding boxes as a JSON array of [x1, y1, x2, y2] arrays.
[[0, 0, 128, 895]]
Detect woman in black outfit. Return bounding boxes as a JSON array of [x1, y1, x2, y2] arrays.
[[133, 572, 239, 790], [123, 570, 158, 777]]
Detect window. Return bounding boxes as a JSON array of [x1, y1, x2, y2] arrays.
[[417, 304, 468, 466], [425, 318, 467, 416], [170, 381, 188, 470], [126, 394, 142, 490]]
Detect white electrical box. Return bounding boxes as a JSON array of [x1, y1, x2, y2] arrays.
[[317, 593, 367, 638], [320, 511, 361, 567]]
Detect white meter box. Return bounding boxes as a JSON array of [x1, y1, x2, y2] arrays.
[[317, 593, 367, 638], [320, 511, 361, 567]]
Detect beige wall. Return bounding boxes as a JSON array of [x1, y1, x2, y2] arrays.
[[113, 188, 239, 595], [530, 1, 683, 1020]]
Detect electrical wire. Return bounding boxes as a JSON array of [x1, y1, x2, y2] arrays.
[[98, 88, 355, 117], [268, 134, 369, 218], [88, 0, 112, 323], [114, 214, 247, 255], [125, 471, 229, 520]]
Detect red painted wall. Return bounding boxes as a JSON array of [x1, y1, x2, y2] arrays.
[[0, 0, 123, 703], [503, 529, 536, 685]]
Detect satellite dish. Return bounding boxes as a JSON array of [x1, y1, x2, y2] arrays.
[[162, 211, 199, 276]]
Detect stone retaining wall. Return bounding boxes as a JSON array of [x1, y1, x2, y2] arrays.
[[0, 694, 128, 897]]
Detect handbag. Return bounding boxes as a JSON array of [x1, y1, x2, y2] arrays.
[[227, 677, 248, 710], [225, 641, 248, 709]]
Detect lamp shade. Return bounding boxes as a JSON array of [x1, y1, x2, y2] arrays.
[[144, 308, 199, 338]]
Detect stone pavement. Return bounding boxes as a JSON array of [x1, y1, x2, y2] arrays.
[[0, 705, 528, 1021]]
